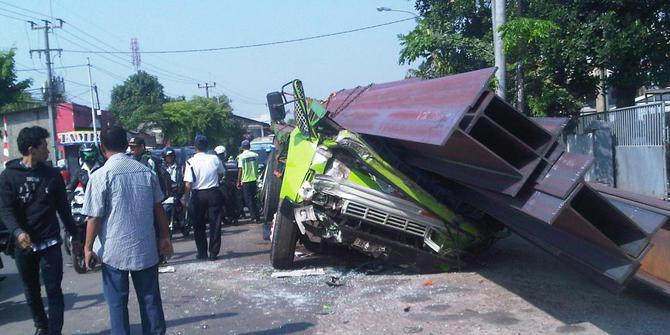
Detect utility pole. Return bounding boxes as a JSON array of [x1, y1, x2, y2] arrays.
[[198, 82, 216, 99], [93, 85, 101, 111], [86, 58, 99, 147], [491, 0, 506, 100], [92, 85, 106, 127], [30, 19, 63, 165]]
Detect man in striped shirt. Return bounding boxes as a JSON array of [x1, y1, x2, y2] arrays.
[[82, 126, 173, 335]]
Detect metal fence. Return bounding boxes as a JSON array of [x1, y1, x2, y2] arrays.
[[573, 102, 670, 199], [576, 102, 669, 146]]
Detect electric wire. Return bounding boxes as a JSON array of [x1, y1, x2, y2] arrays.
[[60, 18, 415, 54], [0, 11, 27, 22], [1, 1, 272, 103], [16, 64, 88, 72]]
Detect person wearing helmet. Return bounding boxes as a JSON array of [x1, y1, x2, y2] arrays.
[[162, 148, 181, 184], [214, 145, 226, 160], [67, 143, 101, 197]]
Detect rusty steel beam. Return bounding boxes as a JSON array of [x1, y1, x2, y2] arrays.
[[325, 69, 670, 295], [326, 69, 554, 197], [446, 179, 642, 293], [588, 182, 670, 295]]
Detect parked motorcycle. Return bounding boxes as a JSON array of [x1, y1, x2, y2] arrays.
[[63, 184, 88, 274], [163, 192, 191, 239]]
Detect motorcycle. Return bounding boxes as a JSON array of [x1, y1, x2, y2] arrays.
[[63, 183, 88, 274], [162, 186, 191, 239]]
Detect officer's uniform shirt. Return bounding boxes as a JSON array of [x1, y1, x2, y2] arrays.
[[237, 150, 259, 183], [184, 152, 225, 190]]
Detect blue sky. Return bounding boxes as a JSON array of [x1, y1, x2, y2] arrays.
[[0, 0, 418, 121]]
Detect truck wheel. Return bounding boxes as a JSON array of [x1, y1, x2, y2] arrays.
[[270, 208, 298, 269], [261, 153, 281, 223]]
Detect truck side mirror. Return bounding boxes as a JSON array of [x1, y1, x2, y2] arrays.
[[266, 92, 286, 121]]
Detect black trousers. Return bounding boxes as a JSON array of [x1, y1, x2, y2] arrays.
[[15, 243, 64, 334], [190, 188, 223, 258], [242, 181, 260, 221]]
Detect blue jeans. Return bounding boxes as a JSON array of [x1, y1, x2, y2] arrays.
[[14, 244, 64, 334], [102, 263, 166, 335]]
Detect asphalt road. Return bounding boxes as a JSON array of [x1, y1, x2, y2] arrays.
[[1, 221, 669, 334]]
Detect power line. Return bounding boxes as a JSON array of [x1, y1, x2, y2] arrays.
[[17, 64, 88, 72], [92, 65, 127, 82], [0, 6, 39, 21], [10, 1, 263, 102], [0, 1, 52, 19], [60, 18, 415, 54], [0, 11, 27, 21]]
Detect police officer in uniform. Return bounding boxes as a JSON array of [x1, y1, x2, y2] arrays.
[[237, 140, 269, 240], [184, 135, 226, 260]]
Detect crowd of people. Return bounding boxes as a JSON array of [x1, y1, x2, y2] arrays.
[[0, 125, 266, 335]]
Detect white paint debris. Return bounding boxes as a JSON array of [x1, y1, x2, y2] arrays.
[[270, 268, 326, 278], [158, 266, 176, 273]]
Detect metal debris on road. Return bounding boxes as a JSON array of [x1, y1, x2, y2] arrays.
[[325, 276, 344, 287], [271, 268, 326, 278], [402, 325, 423, 333], [158, 266, 176, 273]]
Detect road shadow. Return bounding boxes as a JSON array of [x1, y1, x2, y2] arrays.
[[0, 291, 107, 327], [64, 292, 106, 310], [0, 300, 31, 326], [222, 228, 250, 236], [79, 312, 237, 335], [237, 321, 314, 335], [220, 250, 269, 260], [474, 234, 670, 335], [0, 272, 24, 302], [169, 250, 197, 261]]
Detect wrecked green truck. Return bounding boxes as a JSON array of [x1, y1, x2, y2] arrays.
[[261, 68, 670, 296]]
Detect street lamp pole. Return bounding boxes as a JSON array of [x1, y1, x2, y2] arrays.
[[376, 7, 419, 19], [492, 0, 506, 100]]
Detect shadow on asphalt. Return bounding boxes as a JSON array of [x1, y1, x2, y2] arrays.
[[170, 250, 197, 261], [222, 228, 250, 236], [237, 322, 314, 335], [0, 291, 106, 327], [64, 292, 106, 310], [0, 272, 23, 302], [220, 249, 269, 260], [475, 234, 670, 335], [79, 312, 238, 335]]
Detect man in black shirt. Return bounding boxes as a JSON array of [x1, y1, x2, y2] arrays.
[[0, 126, 77, 335]]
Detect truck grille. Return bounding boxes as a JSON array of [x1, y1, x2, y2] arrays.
[[343, 201, 427, 237]]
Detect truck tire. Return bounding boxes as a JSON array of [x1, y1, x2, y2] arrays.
[[270, 204, 298, 269], [261, 152, 281, 223]]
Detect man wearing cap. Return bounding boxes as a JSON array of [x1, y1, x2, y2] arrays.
[[237, 140, 267, 239], [162, 148, 181, 185], [184, 135, 226, 260]]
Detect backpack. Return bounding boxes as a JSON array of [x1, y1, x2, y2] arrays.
[[140, 154, 172, 199]]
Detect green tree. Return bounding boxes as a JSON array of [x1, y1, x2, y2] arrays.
[[399, 1, 493, 78], [159, 95, 242, 150], [401, 0, 670, 116], [109, 70, 166, 131], [0, 49, 32, 111]]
